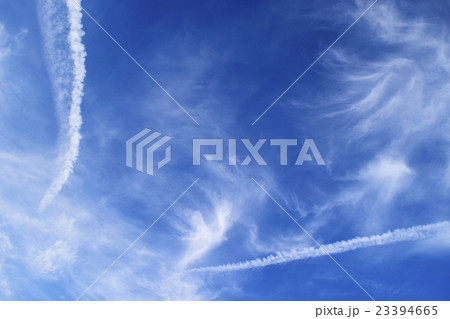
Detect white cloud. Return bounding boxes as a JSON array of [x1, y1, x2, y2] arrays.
[[357, 156, 413, 202], [306, 0, 450, 230], [0, 233, 13, 252], [142, 200, 235, 300], [0, 279, 12, 297], [177, 201, 233, 268], [35, 240, 77, 274], [0, 23, 11, 60], [191, 220, 449, 273], [37, 0, 86, 211]]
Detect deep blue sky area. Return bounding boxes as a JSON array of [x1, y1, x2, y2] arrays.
[[0, 0, 449, 301]]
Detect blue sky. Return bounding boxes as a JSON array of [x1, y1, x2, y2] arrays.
[[0, 0, 450, 300]]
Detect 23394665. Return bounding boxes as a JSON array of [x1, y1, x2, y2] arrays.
[[376, 305, 438, 316]]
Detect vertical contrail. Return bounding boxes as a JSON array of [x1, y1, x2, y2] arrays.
[[189, 221, 449, 273], [38, 0, 86, 211]]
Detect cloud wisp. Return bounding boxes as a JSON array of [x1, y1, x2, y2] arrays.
[[190, 221, 449, 273], [38, 0, 86, 211]]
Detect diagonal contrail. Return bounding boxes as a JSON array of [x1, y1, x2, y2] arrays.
[[38, 0, 87, 211], [189, 220, 449, 273]]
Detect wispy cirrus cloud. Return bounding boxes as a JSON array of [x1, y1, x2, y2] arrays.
[[284, 0, 450, 230], [35, 240, 77, 274], [37, 0, 86, 211]]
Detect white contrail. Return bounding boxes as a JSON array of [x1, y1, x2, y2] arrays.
[[38, 0, 86, 211], [189, 221, 449, 273]]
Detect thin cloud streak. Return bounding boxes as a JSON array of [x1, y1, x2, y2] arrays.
[[190, 221, 449, 273], [38, 0, 86, 211]]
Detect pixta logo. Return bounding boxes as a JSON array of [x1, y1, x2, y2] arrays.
[[192, 138, 325, 166], [126, 128, 172, 176], [126, 129, 325, 176]]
